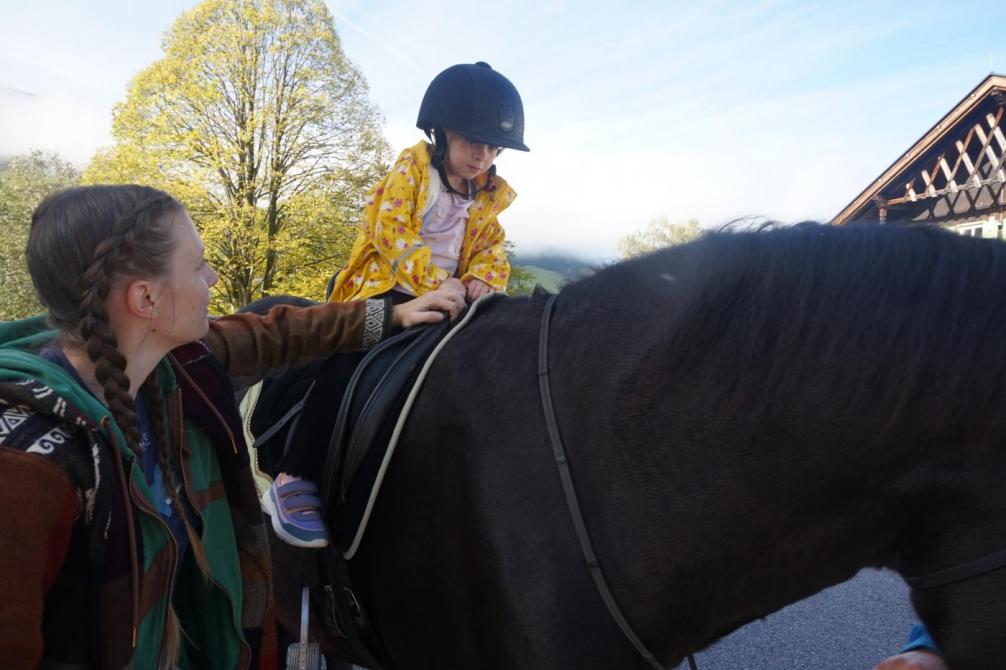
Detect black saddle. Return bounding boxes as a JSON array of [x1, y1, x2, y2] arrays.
[[250, 313, 457, 554]]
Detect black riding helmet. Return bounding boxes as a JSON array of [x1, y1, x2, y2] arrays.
[[417, 62, 530, 152]]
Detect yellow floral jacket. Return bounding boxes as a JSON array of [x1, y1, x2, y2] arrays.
[[329, 141, 515, 302]]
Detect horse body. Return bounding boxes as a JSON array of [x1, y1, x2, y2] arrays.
[[268, 303, 638, 667], [355, 298, 889, 668], [271, 223, 1006, 669]]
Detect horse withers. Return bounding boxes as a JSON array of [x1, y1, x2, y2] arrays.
[[263, 222, 1006, 670]]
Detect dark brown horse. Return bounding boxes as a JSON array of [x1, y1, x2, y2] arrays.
[[263, 222, 1006, 669]]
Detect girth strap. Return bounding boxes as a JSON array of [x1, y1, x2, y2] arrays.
[[537, 293, 697, 670], [905, 546, 1006, 589]]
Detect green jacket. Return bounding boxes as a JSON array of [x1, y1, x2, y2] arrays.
[[0, 299, 389, 668]]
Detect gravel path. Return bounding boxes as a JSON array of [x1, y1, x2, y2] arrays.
[[675, 569, 917, 670]]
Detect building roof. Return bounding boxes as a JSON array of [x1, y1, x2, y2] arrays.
[[833, 74, 1006, 225]]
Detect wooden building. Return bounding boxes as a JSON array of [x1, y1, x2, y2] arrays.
[[834, 74, 1006, 237]]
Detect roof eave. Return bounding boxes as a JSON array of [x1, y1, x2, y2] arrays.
[[833, 73, 1006, 225]]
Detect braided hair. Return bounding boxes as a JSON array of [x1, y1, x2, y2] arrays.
[[30, 185, 179, 438], [27, 186, 213, 641], [30, 186, 177, 446]]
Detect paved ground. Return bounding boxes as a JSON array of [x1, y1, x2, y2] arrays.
[[336, 569, 916, 670], [674, 569, 917, 670]]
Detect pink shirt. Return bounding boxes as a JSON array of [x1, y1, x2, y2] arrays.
[[394, 180, 471, 295]]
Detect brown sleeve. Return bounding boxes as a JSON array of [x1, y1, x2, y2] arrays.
[[0, 447, 79, 668], [204, 298, 391, 384]]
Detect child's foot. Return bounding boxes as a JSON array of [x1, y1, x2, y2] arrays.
[[261, 473, 329, 548]]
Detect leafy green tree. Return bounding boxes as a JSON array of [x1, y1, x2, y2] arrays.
[[0, 151, 80, 319], [504, 240, 537, 296], [84, 0, 390, 311], [618, 216, 703, 258], [269, 186, 359, 300]]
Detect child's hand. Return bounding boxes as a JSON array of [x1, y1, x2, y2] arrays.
[[463, 278, 494, 302], [392, 281, 466, 327]]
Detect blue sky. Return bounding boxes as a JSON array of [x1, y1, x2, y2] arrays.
[[2, 0, 1005, 258]]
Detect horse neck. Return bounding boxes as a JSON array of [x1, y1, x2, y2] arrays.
[[540, 287, 923, 654]]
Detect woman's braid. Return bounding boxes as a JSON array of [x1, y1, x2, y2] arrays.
[[78, 205, 155, 453], [142, 374, 211, 579]]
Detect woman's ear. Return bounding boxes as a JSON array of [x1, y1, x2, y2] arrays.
[[122, 278, 160, 320]]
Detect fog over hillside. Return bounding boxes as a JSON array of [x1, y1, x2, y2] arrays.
[[0, 86, 112, 165], [0, 89, 35, 166]]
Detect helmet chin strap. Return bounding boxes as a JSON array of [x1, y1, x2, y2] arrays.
[[438, 164, 497, 200]]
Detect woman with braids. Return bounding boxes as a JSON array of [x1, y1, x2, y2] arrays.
[[0, 184, 464, 669]]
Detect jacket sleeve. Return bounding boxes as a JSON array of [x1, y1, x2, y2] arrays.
[[0, 446, 79, 668], [900, 622, 940, 653], [460, 216, 511, 292], [203, 298, 391, 386], [369, 154, 451, 295]]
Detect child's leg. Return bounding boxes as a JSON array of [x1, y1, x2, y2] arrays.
[[272, 289, 408, 478], [264, 289, 413, 548]]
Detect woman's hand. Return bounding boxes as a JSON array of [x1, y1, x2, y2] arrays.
[[872, 650, 947, 670], [463, 278, 493, 302], [392, 279, 466, 327]]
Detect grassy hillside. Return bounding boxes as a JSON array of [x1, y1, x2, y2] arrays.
[[514, 253, 598, 286], [521, 265, 565, 292]]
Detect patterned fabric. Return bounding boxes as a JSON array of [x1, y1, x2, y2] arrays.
[[0, 378, 101, 524], [0, 403, 31, 440], [25, 425, 73, 455], [362, 298, 388, 349], [0, 395, 85, 460], [328, 140, 515, 302]]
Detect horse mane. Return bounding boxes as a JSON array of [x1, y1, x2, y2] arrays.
[[558, 222, 1006, 451]]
